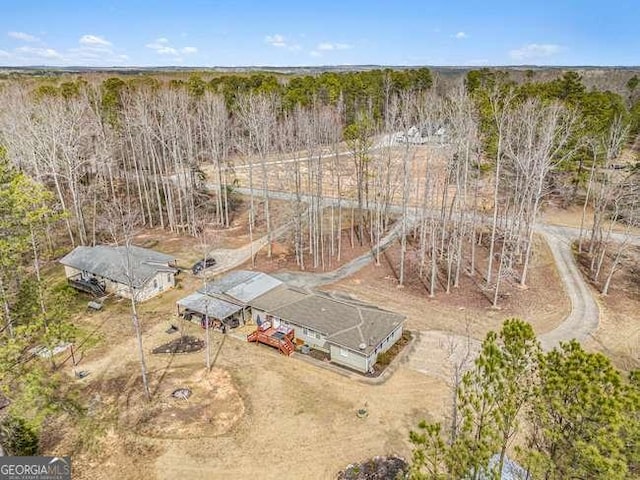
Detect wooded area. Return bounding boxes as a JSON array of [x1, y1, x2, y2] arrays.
[[0, 67, 639, 469], [1, 69, 638, 303]]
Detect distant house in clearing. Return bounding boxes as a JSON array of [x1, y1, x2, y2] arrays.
[[395, 123, 448, 145], [60, 245, 178, 302], [249, 285, 405, 373], [176, 270, 282, 329], [177, 270, 406, 373]]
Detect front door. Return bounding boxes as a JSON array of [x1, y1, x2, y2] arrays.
[[268, 315, 280, 328]]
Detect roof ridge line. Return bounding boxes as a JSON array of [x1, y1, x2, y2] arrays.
[[326, 305, 366, 343], [252, 287, 310, 312]]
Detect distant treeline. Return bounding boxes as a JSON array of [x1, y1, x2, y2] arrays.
[[26, 67, 640, 137], [467, 69, 640, 148], [28, 68, 433, 123]]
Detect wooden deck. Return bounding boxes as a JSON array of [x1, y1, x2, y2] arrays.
[[67, 275, 106, 297], [247, 325, 295, 356]]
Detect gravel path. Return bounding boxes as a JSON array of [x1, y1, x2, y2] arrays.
[[273, 218, 409, 288], [536, 225, 600, 350], [202, 221, 294, 277]]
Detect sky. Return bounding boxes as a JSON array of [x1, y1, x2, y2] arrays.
[[1, 0, 639, 67]]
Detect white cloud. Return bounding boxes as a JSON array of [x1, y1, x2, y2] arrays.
[[264, 34, 301, 51], [8, 31, 39, 42], [4, 34, 129, 66], [16, 46, 62, 59], [454, 31, 468, 39], [317, 42, 352, 51], [146, 38, 179, 55], [0, 49, 9, 57], [509, 43, 561, 61], [310, 50, 322, 57], [265, 34, 287, 47], [79, 34, 112, 47], [145, 38, 197, 60], [155, 46, 178, 55]]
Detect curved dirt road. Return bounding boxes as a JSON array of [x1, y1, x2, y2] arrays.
[[536, 225, 600, 350]]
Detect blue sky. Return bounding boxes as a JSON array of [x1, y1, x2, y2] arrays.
[[1, 0, 638, 67]]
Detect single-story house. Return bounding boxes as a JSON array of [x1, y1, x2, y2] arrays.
[[176, 270, 282, 328], [249, 285, 405, 373], [176, 270, 406, 373], [60, 245, 177, 302]]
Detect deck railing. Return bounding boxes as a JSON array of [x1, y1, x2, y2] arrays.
[[67, 275, 106, 297], [247, 328, 295, 356]]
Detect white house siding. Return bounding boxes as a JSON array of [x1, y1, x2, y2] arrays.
[[64, 265, 128, 298], [292, 324, 327, 350], [63, 266, 81, 279], [368, 325, 403, 365], [135, 271, 176, 302], [251, 308, 328, 350], [65, 266, 175, 303], [100, 272, 174, 302], [329, 344, 368, 372], [251, 308, 267, 325], [329, 325, 403, 373], [104, 278, 129, 298]]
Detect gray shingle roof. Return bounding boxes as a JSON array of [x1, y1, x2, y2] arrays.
[[248, 285, 309, 311], [59, 245, 176, 288], [177, 292, 243, 319], [250, 286, 405, 355]]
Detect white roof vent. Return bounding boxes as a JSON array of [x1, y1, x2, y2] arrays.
[[358, 343, 366, 350]]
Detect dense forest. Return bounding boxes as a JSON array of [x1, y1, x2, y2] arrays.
[[0, 67, 639, 462]]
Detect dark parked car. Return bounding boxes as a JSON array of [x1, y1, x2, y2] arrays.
[[191, 257, 216, 274]]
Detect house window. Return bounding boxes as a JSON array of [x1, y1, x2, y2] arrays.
[[340, 348, 348, 357], [167, 273, 171, 283], [303, 328, 309, 336], [153, 279, 158, 289], [315, 332, 322, 339]]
